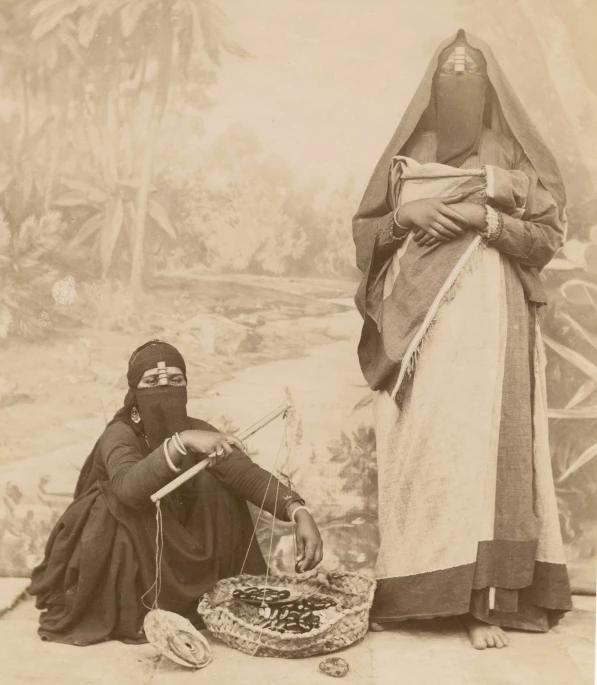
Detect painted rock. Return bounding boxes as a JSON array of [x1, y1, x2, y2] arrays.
[[319, 657, 349, 678]]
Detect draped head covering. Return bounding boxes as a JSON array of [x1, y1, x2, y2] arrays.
[[127, 340, 187, 387], [113, 340, 189, 448], [353, 28, 566, 273], [74, 341, 189, 497], [107, 340, 188, 432], [352, 29, 567, 396]]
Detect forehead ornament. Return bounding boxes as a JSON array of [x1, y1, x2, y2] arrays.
[[440, 46, 482, 75], [157, 361, 169, 386]]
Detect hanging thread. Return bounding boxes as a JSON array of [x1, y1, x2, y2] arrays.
[[238, 418, 295, 657], [239, 416, 290, 579], [142, 500, 164, 611], [145, 405, 295, 614]]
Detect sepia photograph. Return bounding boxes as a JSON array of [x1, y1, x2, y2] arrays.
[[0, 1, 595, 683]]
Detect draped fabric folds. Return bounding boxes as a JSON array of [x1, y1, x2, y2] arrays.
[[352, 30, 572, 630], [29, 418, 302, 645]]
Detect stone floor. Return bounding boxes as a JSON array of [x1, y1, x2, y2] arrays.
[[0, 580, 594, 685]]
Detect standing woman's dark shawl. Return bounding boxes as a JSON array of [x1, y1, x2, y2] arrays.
[[354, 30, 572, 631], [28, 342, 303, 646], [353, 30, 567, 394]]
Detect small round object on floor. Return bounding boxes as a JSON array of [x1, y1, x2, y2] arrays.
[[143, 609, 212, 669], [319, 657, 349, 678]]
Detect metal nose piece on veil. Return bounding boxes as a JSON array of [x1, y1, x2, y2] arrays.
[[157, 361, 169, 386], [454, 46, 466, 73]]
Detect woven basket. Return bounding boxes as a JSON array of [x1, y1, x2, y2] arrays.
[[197, 571, 375, 659]]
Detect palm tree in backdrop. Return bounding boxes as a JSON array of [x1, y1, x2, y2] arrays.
[[24, 0, 248, 291]]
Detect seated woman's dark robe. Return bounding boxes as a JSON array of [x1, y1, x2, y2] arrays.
[[28, 417, 302, 646]]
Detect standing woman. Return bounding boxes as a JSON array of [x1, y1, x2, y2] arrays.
[[29, 340, 322, 645], [353, 30, 572, 649]]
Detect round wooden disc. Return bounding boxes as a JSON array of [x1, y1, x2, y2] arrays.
[[143, 609, 212, 669]]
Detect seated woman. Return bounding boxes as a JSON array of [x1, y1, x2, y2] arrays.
[[28, 340, 323, 646]]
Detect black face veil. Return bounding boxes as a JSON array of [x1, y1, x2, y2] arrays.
[[434, 36, 488, 167], [135, 385, 189, 452], [115, 340, 190, 452]]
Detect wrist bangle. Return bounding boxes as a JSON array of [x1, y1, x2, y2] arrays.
[[163, 438, 181, 473], [172, 432, 187, 456], [479, 205, 503, 243], [291, 504, 310, 524], [391, 208, 410, 241]]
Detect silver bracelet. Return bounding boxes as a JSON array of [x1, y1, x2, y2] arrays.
[[172, 432, 187, 456], [391, 208, 410, 241], [479, 205, 503, 243], [163, 438, 181, 473], [291, 504, 311, 524]]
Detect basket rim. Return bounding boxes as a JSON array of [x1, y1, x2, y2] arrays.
[[197, 571, 376, 643], [203, 570, 376, 593], [201, 611, 370, 644], [199, 620, 369, 654]]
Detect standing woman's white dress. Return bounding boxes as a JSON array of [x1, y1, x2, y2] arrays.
[[352, 30, 572, 631]]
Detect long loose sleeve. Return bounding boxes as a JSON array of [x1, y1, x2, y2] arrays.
[[190, 418, 304, 521], [98, 418, 304, 517], [210, 451, 304, 521], [100, 422, 175, 509], [353, 209, 405, 276], [353, 203, 407, 322], [484, 145, 565, 270]]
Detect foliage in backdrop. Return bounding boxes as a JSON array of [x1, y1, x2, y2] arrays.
[[541, 232, 597, 573], [0, 0, 360, 344], [0, 0, 595, 583]]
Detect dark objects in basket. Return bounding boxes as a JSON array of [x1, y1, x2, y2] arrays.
[[254, 595, 338, 634], [232, 586, 291, 605], [197, 571, 376, 658]]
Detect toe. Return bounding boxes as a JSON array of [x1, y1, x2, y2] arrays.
[[472, 636, 487, 650], [493, 628, 510, 648]]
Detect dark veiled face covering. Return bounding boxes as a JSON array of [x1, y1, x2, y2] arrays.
[[434, 40, 487, 167], [136, 386, 189, 452], [110, 339, 190, 451]]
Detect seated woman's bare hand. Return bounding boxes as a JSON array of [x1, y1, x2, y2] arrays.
[[398, 198, 469, 246], [294, 509, 324, 573], [179, 430, 246, 464]]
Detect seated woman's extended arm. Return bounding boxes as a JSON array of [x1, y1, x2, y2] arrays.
[[210, 450, 304, 521], [101, 423, 175, 509]]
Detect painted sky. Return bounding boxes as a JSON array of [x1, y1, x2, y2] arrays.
[[196, 0, 595, 198], [200, 0, 469, 187]]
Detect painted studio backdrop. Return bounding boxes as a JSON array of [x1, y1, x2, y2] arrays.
[[0, 0, 595, 595]]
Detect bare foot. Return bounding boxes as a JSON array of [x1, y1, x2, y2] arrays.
[[461, 615, 509, 650]]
